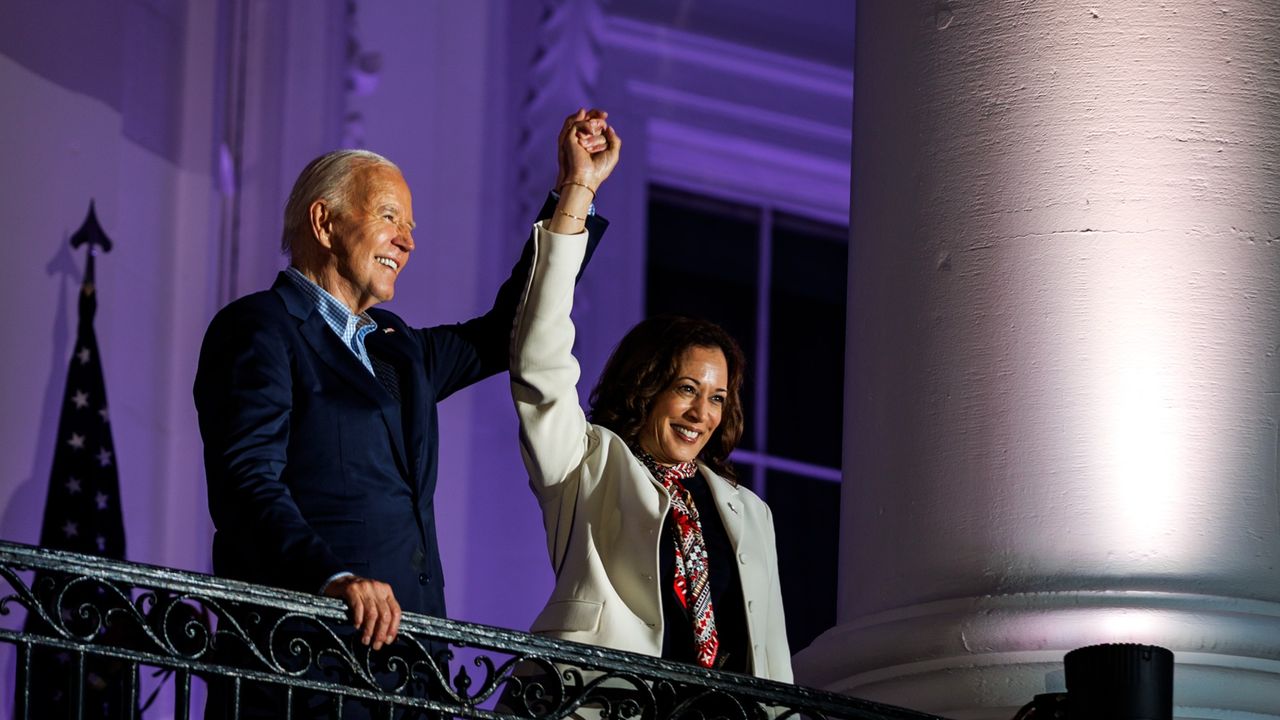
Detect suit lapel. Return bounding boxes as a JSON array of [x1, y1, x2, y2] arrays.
[[365, 322, 428, 479], [272, 274, 411, 479]]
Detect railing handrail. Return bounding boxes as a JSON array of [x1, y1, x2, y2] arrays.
[[0, 539, 946, 720]]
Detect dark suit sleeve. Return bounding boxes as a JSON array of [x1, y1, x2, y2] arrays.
[[195, 307, 346, 593], [423, 192, 608, 402]]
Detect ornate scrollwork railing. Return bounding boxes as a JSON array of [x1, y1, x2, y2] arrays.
[[0, 541, 946, 720]]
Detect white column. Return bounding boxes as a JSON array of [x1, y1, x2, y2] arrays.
[[794, 2, 1280, 718]]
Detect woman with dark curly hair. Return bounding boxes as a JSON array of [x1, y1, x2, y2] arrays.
[[510, 233, 792, 681]]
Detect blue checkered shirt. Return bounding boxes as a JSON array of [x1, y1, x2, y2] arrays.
[[283, 267, 377, 376]]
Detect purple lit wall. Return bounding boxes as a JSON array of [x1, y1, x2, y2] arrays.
[[0, 2, 855, 714], [0, 0, 216, 575]]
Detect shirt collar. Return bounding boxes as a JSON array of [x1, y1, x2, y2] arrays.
[[283, 266, 378, 344]]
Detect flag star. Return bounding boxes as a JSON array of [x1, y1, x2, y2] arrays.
[[71, 390, 90, 409], [65, 477, 82, 494], [67, 433, 85, 450], [76, 347, 91, 364], [96, 536, 107, 552], [96, 447, 113, 467], [99, 406, 110, 423], [95, 492, 109, 510], [62, 520, 78, 538]]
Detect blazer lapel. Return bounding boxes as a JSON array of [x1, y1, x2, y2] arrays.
[[701, 465, 745, 552], [702, 465, 763, 600], [272, 274, 411, 479], [702, 466, 770, 674]]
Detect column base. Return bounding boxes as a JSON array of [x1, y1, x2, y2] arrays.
[[794, 591, 1280, 719]]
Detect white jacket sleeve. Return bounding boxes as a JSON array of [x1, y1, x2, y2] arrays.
[[510, 221, 591, 493]]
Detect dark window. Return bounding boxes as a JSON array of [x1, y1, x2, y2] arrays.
[[767, 213, 848, 468], [766, 469, 840, 652]]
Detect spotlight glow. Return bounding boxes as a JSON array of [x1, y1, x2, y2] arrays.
[[1105, 352, 1185, 555]]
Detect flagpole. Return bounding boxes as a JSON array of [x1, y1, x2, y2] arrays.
[[20, 200, 131, 718]]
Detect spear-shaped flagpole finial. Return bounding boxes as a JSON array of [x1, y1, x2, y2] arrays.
[[69, 200, 114, 255], [69, 200, 113, 287]]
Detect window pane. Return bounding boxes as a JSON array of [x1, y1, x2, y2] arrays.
[[646, 186, 761, 450], [765, 469, 839, 653], [731, 460, 760, 495], [767, 213, 848, 467]]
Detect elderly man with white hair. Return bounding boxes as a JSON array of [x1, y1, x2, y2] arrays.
[[194, 110, 620, 718]]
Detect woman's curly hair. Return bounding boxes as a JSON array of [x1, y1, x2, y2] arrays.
[[588, 315, 746, 480]]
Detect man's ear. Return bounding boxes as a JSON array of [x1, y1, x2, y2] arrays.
[[309, 199, 335, 249]]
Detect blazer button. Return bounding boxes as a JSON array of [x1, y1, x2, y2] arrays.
[[747, 600, 754, 613], [738, 552, 748, 565], [418, 572, 429, 585]]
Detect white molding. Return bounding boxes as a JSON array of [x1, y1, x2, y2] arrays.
[[647, 117, 850, 225], [517, 0, 607, 223], [603, 15, 853, 101], [795, 591, 1280, 718], [627, 80, 851, 146], [605, 15, 853, 225]]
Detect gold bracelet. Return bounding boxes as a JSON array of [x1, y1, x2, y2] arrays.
[[557, 208, 587, 222], [558, 181, 597, 201]]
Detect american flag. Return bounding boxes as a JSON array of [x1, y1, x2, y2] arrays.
[[22, 203, 129, 718], [38, 204, 125, 559]]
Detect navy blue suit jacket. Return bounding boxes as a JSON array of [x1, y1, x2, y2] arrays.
[[194, 201, 606, 618]]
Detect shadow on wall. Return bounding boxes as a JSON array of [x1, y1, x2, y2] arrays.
[[0, 237, 80, 718]]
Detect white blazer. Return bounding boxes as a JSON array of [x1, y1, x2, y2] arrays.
[[510, 223, 793, 682]]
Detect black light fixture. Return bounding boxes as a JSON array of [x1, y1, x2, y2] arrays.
[[1012, 644, 1173, 720], [1066, 643, 1173, 719]]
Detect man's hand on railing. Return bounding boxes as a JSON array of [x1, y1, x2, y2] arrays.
[[322, 574, 402, 651]]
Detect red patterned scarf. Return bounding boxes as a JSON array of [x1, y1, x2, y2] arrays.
[[637, 451, 719, 668]]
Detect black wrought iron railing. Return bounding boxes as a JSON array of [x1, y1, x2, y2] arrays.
[[0, 541, 945, 720]]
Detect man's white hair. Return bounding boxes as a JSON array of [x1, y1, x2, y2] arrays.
[[281, 149, 399, 255]]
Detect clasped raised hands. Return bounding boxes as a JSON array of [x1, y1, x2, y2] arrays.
[[557, 107, 621, 197]]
